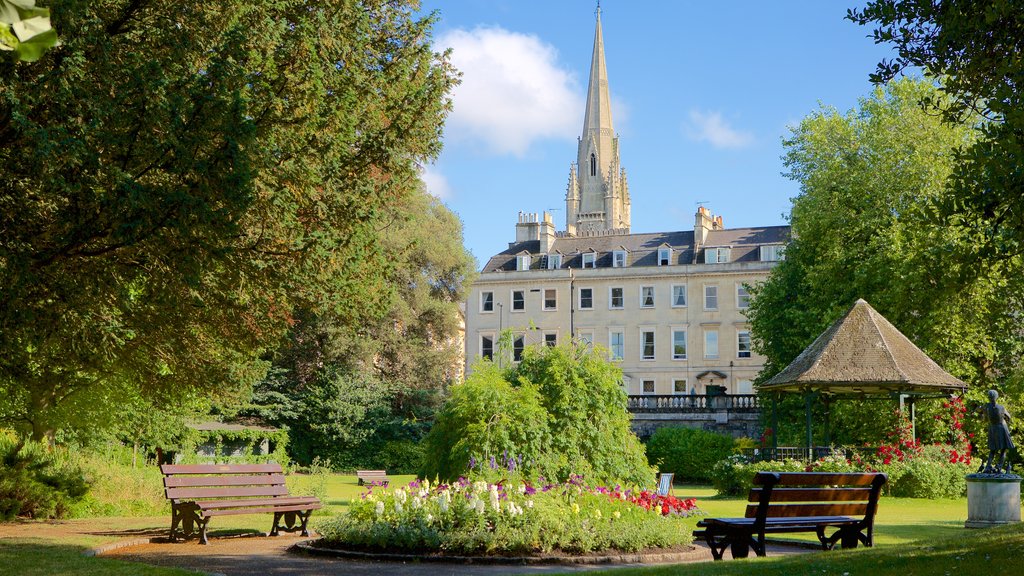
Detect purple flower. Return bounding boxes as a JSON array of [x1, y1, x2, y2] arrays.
[[469, 456, 476, 469], [524, 485, 537, 496], [409, 480, 420, 488], [490, 455, 497, 469]]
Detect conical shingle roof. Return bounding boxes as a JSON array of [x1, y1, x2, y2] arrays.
[[760, 299, 966, 395]]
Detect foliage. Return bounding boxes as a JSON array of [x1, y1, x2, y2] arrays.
[[67, 442, 166, 518], [421, 343, 655, 487], [0, 1, 456, 441], [174, 425, 290, 466], [645, 427, 737, 483], [0, 0, 58, 62], [242, 188, 475, 471], [0, 432, 90, 520], [747, 78, 1021, 445], [317, 476, 698, 554], [848, 1, 1024, 266]]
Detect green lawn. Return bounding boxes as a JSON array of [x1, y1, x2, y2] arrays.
[[0, 476, 1018, 575]]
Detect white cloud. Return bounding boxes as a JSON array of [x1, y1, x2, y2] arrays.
[[439, 27, 582, 156], [420, 164, 452, 200], [686, 110, 754, 149]]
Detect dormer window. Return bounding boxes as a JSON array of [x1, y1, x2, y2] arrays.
[[590, 153, 596, 176], [612, 250, 627, 268], [704, 247, 731, 264], [516, 254, 531, 271], [760, 244, 785, 262], [547, 253, 562, 269], [658, 247, 672, 266], [582, 252, 597, 268]]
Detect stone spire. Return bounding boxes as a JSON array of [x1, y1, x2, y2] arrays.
[[566, 6, 629, 236]]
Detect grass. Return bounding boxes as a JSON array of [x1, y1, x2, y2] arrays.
[[603, 520, 1024, 576], [1, 476, 1019, 575]]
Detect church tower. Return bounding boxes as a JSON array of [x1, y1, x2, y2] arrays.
[[565, 7, 630, 236]]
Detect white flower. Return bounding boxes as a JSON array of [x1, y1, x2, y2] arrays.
[[525, 500, 534, 509], [394, 501, 403, 515], [422, 479, 430, 491], [394, 489, 408, 504], [518, 484, 527, 494], [426, 513, 434, 523], [489, 490, 500, 511], [439, 497, 449, 513], [475, 499, 485, 515], [473, 481, 487, 494], [375, 501, 385, 517], [412, 496, 423, 509]]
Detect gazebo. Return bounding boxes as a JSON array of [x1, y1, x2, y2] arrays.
[[758, 299, 967, 453]]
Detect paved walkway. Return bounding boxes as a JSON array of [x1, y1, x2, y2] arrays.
[[103, 533, 812, 575]]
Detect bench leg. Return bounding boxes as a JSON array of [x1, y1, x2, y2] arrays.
[[197, 517, 211, 545], [271, 510, 314, 537], [169, 503, 202, 543]]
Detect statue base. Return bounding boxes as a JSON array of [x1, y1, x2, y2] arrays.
[[965, 474, 1022, 528]]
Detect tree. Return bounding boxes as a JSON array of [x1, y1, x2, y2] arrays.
[[0, 1, 456, 440], [241, 185, 476, 469], [848, 1, 1024, 264], [422, 343, 655, 487], [747, 78, 1018, 445]]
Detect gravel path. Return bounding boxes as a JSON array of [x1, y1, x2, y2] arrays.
[[103, 533, 812, 575]]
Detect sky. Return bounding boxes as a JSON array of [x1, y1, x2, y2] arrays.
[[416, 1, 896, 266]]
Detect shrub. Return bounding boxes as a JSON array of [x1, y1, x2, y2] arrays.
[[710, 456, 811, 495], [422, 344, 655, 487], [68, 442, 167, 517], [645, 427, 736, 482], [885, 445, 968, 499], [0, 433, 90, 520], [318, 476, 698, 554]]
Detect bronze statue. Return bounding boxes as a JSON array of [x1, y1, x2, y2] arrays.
[[977, 390, 1014, 474]]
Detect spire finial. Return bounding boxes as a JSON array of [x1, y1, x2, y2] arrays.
[[596, 1, 601, 19]]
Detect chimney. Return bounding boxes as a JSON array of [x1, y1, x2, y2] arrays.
[[539, 211, 556, 253], [694, 206, 714, 247], [714, 215, 724, 230], [515, 211, 540, 243]]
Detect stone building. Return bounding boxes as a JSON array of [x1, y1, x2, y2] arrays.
[[464, 11, 789, 397]]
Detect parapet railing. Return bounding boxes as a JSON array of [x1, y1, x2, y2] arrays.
[[626, 394, 760, 413]]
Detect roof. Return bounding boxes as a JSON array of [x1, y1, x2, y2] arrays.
[[481, 226, 790, 272], [760, 299, 967, 395]]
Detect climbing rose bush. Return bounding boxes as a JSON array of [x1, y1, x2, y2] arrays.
[[318, 476, 699, 554]]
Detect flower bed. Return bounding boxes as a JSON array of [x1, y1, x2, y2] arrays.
[[317, 476, 700, 555]]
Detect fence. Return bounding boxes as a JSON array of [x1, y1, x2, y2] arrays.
[[626, 394, 760, 413]]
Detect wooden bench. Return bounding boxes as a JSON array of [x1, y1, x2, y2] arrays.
[[356, 469, 389, 487], [695, 471, 887, 560], [161, 463, 321, 545]]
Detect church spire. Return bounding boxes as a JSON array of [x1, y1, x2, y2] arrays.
[[567, 6, 629, 236], [580, 6, 614, 178]]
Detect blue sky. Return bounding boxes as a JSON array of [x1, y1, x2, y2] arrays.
[[418, 1, 895, 265]]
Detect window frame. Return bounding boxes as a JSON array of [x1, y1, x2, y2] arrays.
[[480, 291, 494, 313], [704, 329, 720, 359], [480, 333, 495, 361], [737, 330, 752, 358], [511, 289, 525, 312], [641, 379, 656, 395], [544, 332, 558, 347], [579, 287, 594, 310], [760, 244, 784, 262], [704, 285, 719, 310], [640, 285, 655, 308], [673, 378, 688, 395], [736, 284, 751, 310], [640, 328, 656, 361], [671, 284, 687, 308], [513, 334, 525, 362], [672, 329, 688, 360], [547, 253, 562, 269], [609, 330, 625, 361], [543, 288, 557, 311], [658, 247, 672, 266], [609, 287, 624, 310], [516, 254, 531, 271], [705, 246, 731, 264], [612, 250, 627, 268], [582, 252, 597, 269]]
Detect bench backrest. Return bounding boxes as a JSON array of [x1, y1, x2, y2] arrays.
[[160, 463, 289, 503], [746, 472, 887, 523], [357, 470, 387, 477]]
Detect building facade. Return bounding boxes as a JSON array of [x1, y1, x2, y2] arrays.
[[464, 11, 789, 396]]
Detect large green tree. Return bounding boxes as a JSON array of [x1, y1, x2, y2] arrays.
[[747, 78, 1019, 445], [0, 1, 456, 440], [243, 186, 476, 469], [848, 1, 1024, 264]]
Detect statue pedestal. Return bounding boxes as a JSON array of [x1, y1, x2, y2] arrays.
[[965, 474, 1022, 528]]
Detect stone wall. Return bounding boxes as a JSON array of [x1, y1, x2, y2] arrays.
[[630, 410, 761, 440]]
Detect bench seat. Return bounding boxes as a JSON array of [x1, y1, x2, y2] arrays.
[[356, 469, 390, 486], [161, 463, 321, 544], [695, 472, 887, 560]]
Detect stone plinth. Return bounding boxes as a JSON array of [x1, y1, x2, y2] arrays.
[[965, 474, 1022, 528]]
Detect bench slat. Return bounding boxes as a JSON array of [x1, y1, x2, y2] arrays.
[[202, 502, 323, 517], [755, 472, 881, 486], [196, 496, 320, 510], [164, 474, 286, 488], [747, 487, 873, 502], [166, 485, 290, 500], [746, 503, 868, 518], [161, 463, 283, 475]]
